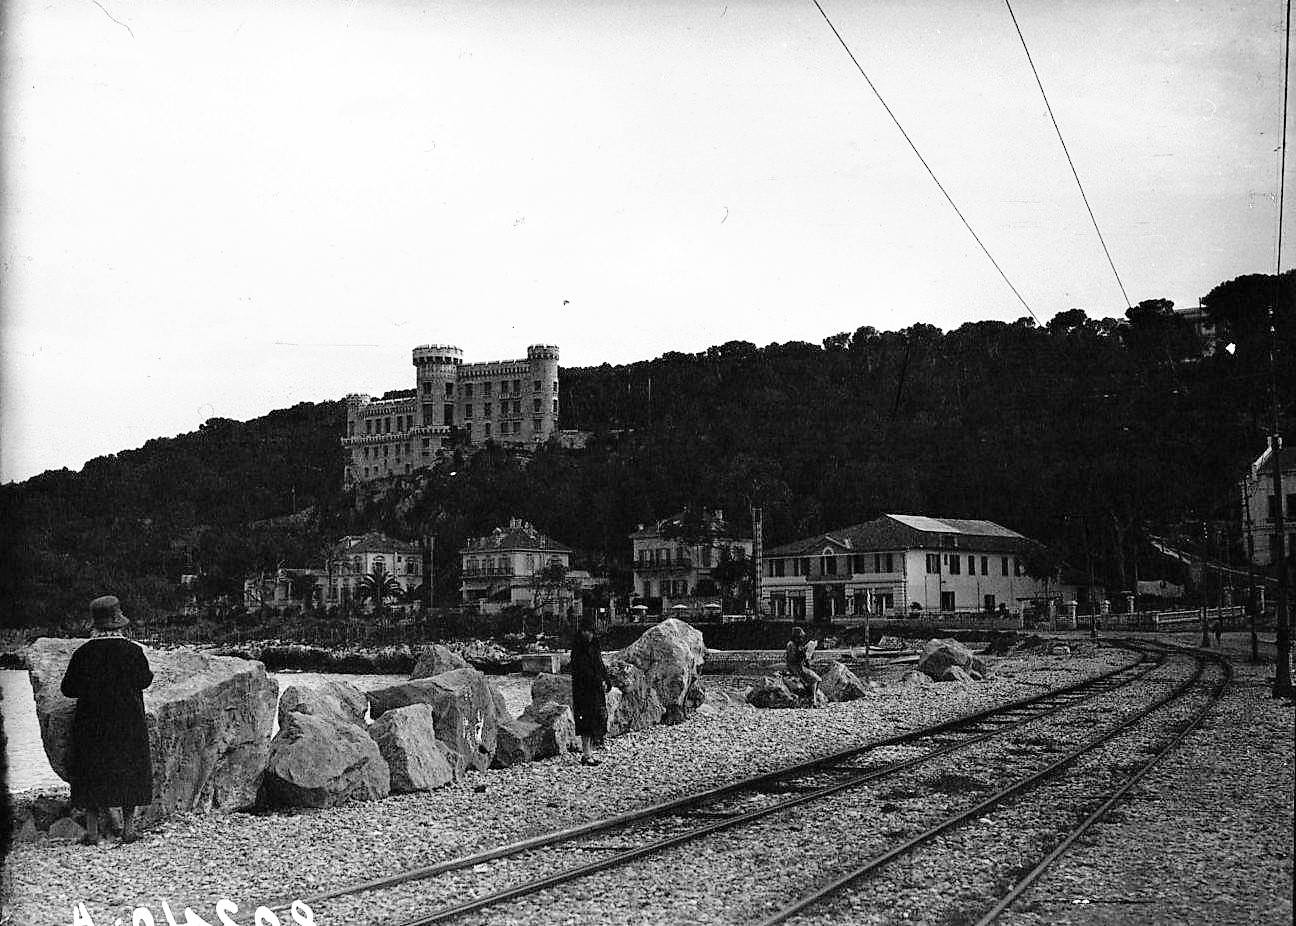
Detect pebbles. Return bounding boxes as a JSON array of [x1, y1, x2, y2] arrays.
[[5, 644, 1287, 926]]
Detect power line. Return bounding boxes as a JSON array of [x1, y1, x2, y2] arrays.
[[807, 0, 1040, 324], [1003, 0, 1131, 310]]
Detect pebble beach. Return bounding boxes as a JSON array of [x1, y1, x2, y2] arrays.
[[2, 635, 1291, 926]]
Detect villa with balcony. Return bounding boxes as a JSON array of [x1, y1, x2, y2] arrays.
[[629, 509, 755, 615], [460, 518, 600, 616]]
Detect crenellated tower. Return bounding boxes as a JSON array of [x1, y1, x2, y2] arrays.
[[412, 344, 464, 429]]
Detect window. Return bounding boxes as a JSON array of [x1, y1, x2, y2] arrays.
[[940, 591, 956, 611], [876, 553, 894, 573], [553, 398, 559, 415], [465, 383, 473, 398], [1268, 495, 1279, 519], [365, 419, 373, 435], [664, 549, 672, 566], [404, 463, 411, 474], [948, 555, 961, 575], [533, 380, 541, 391], [553, 381, 558, 392], [444, 382, 454, 398], [348, 421, 355, 436], [792, 558, 803, 577], [514, 400, 522, 415], [383, 445, 389, 457], [533, 418, 542, 432], [484, 422, 492, 437], [981, 556, 989, 575], [422, 382, 432, 395], [484, 382, 492, 396], [1001, 556, 1009, 576], [363, 447, 369, 459], [363, 466, 369, 477], [444, 404, 454, 425], [384, 417, 391, 433], [821, 553, 837, 575], [512, 379, 521, 394], [926, 553, 940, 574], [773, 557, 784, 577], [514, 421, 522, 434], [483, 402, 491, 417], [800, 557, 811, 576], [465, 404, 473, 419], [526, 554, 535, 571], [533, 398, 541, 413], [968, 555, 976, 575]]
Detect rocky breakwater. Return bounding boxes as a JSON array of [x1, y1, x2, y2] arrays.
[[27, 638, 278, 825], [368, 667, 501, 775], [610, 617, 707, 725], [262, 679, 390, 808]]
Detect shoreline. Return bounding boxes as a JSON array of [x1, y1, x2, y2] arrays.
[[8, 637, 1289, 926]]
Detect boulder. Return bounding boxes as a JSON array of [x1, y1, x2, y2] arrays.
[[1050, 643, 1072, 657], [368, 704, 455, 792], [615, 618, 707, 719], [916, 638, 987, 681], [277, 679, 368, 729], [819, 661, 869, 702], [940, 665, 974, 683], [368, 668, 499, 774], [784, 675, 829, 708], [746, 676, 801, 709], [530, 672, 572, 709], [263, 712, 390, 807], [460, 641, 522, 673], [900, 670, 933, 688], [410, 644, 469, 680], [606, 661, 665, 733], [517, 701, 578, 758], [28, 638, 278, 824], [488, 683, 512, 722], [493, 705, 578, 768]]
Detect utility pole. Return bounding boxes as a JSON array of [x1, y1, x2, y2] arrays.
[[751, 505, 764, 617], [1244, 477, 1261, 662], [1272, 440, 1292, 696]]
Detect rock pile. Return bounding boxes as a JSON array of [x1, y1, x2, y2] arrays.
[[28, 638, 279, 824], [915, 638, 988, 682]]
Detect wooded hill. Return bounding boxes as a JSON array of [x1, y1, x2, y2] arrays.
[[1, 271, 1291, 627]]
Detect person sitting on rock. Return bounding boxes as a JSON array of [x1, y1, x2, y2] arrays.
[[785, 626, 821, 707], [570, 614, 613, 766], [60, 596, 154, 845]]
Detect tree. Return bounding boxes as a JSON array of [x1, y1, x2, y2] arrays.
[[357, 564, 402, 614], [530, 561, 577, 617], [710, 547, 756, 608]]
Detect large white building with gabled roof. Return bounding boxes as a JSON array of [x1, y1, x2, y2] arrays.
[[759, 514, 1052, 619]]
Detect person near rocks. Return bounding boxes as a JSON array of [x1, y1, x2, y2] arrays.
[[1212, 616, 1223, 647], [60, 596, 154, 845], [786, 626, 821, 706], [570, 614, 612, 766]]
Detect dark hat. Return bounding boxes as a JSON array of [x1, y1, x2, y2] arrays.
[[791, 626, 807, 640], [90, 595, 129, 630]]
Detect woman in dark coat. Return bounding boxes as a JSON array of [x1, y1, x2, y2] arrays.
[[61, 595, 153, 845], [569, 615, 612, 766]]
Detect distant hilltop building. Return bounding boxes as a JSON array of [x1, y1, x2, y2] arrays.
[[343, 343, 560, 486]]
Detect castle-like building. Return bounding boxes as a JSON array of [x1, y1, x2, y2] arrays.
[[343, 343, 560, 486]]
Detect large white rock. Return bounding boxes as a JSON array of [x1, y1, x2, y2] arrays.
[[368, 667, 500, 774], [606, 661, 665, 734], [263, 712, 390, 807], [530, 672, 573, 709], [614, 618, 707, 722], [28, 638, 278, 823], [277, 679, 368, 729], [819, 661, 870, 702], [368, 704, 455, 792]]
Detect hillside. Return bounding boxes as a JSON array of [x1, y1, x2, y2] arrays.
[[1, 272, 1291, 627]]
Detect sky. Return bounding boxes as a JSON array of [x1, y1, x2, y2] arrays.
[[0, 0, 1289, 483]]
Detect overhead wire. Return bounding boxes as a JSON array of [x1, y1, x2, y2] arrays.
[[1003, 0, 1131, 310], [807, 0, 1040, 324]]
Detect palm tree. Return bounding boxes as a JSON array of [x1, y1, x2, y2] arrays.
[[358, 564, 403, 616]]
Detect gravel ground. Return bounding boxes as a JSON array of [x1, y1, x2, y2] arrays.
[[3, 638, 1288, 926]]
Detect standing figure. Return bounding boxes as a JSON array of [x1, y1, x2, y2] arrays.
[[1212, 616, 1223, 647], [61, 596, 154, 845], [786, 626, 821, 706], [570, 615, 612, 766]]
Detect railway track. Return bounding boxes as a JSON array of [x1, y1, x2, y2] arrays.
[[261, 642, 1194, 925]]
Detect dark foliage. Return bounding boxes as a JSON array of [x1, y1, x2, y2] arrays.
[[1, 272, 1291, 629]]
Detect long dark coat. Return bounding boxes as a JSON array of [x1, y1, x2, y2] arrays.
[[60, 637, 154, 808], [570, 629, 610, 737]]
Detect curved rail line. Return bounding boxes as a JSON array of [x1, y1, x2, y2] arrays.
[[269, 645, 1160, 921], [760, 639, 1230, 925]]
